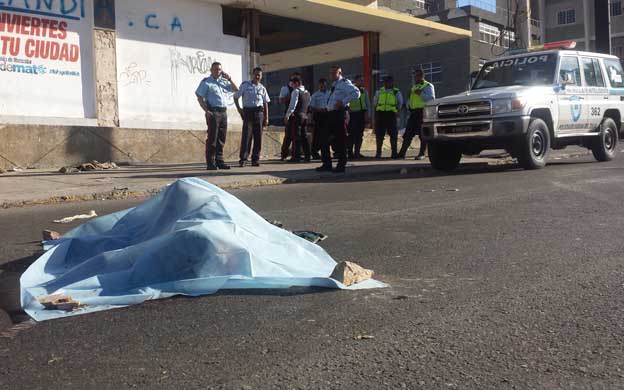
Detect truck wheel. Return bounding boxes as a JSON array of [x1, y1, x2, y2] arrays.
[[517, 118, 550, 170], [591, 117, 618, 162], [428, 142, 462, 171]]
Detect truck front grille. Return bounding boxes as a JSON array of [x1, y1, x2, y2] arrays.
[[438, 101, 491, 119]]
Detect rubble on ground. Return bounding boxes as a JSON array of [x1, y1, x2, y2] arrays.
[[59, 160, 119, 174], [38, 294, 84, 312], [330, 261, 375, 286], [42, 230, 61, 241]]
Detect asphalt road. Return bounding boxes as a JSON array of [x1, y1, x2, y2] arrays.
[[1, 154, 624, 389]]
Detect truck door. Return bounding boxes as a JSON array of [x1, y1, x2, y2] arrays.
[[557, 56, 586, 134], [580, 57, 609, 131]]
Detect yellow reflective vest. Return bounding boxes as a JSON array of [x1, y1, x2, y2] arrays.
[[349, 88, 367, 112], [376, 87, 400, 112], [409, 81, 432, 110]]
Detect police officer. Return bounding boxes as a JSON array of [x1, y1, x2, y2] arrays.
[[284, 77, 311, 162], [234, 67, 270, 167], [347, 75, 371, 160], [373, 76, 403, 159], [279, 72, 302, 160], [195, 62, 239, 170], [317, 66, 360, 173], [309, 78, 330, 160], [399, 69, 436, 160]]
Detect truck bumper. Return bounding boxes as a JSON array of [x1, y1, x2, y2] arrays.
[[422, 116, 531, 141]]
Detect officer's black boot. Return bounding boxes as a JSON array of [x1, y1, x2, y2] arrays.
[[375, 136, 383, 159]]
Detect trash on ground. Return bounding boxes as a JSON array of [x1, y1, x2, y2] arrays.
[[58, 161, 119, 174], [446, 188, 460, 192], [330, 261, 375, 287], [8, 167, 23, 172], [53, 210, 97, 224], [353, 334, 375, 340], [38, 293, 83, 312], [292, 231, 327, 244], [59, 166, 79, 174], [21, 178, 387, 321], [42, 230, 61, 241]]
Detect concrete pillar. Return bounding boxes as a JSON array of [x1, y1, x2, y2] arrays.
[[595, 0, 612, 54], [516, 0, 531, 48], [584, 0, 592, 50], [538, 0, 546, 44], [243, 9, 260, 78], [363, 31, 380, 97], [94, 29, 119, 127]]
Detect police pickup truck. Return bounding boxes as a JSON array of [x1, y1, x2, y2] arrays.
[[421, 41, 624, 170]]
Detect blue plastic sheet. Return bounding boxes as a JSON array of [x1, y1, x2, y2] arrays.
[[21, 178, 386, 321]]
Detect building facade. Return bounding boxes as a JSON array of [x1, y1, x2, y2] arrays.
[[541, 0, 624, 59]]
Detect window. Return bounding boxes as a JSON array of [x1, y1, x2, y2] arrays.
[[414, 0, 426, 9], [559, 56, 582, 86], [414, 62, 442, 83], [473, 54, 558, 90], [479, 58, 488, 69], [557, 9, 576, 25], [581, 58, 605, 87], [604, 58, 624, 88], [479, 22, 500, 45], [611, 1, 622, 16], [502, 30, 516, 48]]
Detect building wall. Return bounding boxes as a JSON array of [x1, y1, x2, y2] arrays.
[[115, 0, 247, 130], [0, 0, 96, 123]]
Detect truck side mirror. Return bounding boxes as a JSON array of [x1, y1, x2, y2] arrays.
[[469, 71, 479, 90]]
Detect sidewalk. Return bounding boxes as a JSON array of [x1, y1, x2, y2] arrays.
[[0, 156, 440, 208], [0, 147, 591, 208]]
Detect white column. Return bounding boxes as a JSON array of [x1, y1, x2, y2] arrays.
[[584, 0, 591, 50]]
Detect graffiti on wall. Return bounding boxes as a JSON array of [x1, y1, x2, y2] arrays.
[[119, 62, 150, 87], [170, 46, 213, 94]]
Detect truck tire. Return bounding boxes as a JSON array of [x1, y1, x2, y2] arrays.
[[591, 117, 618, 162], [428, 142, 462, 171], [517, 118, 550, 170]]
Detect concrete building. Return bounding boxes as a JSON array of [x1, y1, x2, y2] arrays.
[[0, 0, 469, 170], [265, 0, 541, 123], [539, 0, 624, 59]]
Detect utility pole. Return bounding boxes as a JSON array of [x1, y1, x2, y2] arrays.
[[594, 0, 612, 54], [516, 0, 532, 49]]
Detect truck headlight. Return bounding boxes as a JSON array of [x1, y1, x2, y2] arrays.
[[423, 105, 437, 120], [491, 99, 512, 114], [492, 98, 526, 114]]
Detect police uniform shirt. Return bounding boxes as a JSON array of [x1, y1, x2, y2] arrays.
[[310, 90, 330, 110], [279, 85, 291, 100], [195, 76, 233, 108], [326, 77, 360, 111], [235, 80, 270, 108]]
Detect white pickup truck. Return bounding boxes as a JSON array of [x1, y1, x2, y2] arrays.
[[421, 42, 624, 170]]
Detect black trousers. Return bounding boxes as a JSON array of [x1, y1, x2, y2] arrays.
[[287, 114, 311, 160], [347, 110, 366, 157], [312, 111, 328, 156], [240, 108, 264, 163], [400, 109, 427, 157], [375, 111, 398, 156], [206, 110, 227, 165], [321, 109, 347, 167]]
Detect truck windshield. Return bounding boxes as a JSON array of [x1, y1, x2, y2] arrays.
[[473, 54, 557, 90]]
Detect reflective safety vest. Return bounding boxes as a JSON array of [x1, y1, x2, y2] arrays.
[[376, 87, 400, 112], [349, 88, 367, 112], [409, 81, 432, 110]]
